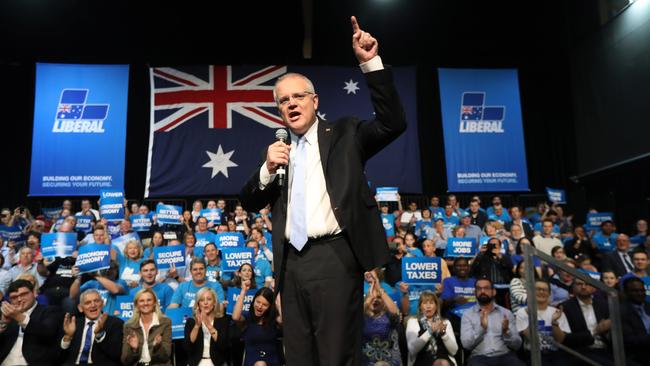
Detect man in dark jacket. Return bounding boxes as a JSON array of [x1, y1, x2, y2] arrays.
[[620, 276, 650, 364]]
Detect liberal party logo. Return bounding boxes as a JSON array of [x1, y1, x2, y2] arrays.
[[459, 92, 505, 133], [53, 89, 109, 133]]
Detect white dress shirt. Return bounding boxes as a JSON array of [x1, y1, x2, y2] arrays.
[[1, 302, 37, 366], [577, 297, 605, 348], [60, 316, 107, 364], [139, 313, 160, 363]]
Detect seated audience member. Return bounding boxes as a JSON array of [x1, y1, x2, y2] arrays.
[[129, 260, 174, 312], [406, 291, 458, 366], [594, 270, 618, 302], [487, 201, 511, 225], [60, 289, 123, 365], [458, 212, 482, 244], [533, 219, 563, 256], [564, 226, 597, 261], [414, 208, 434, 239], [0, 279, 62, 365], [184, 287, 229, 366], [551, 246, 567, 261], [470, 238, 513, 307], [630, 219, 648, 247], [384, 237, 407, 287], [119, 239, 145, 288], [14, 272, 48, 305], [467, 199, 488, 229], [515, 279, 571, 366], [619, 249, 650, 284], [168, 257, 225, 309], [591, 220, 619, 254], [362, 270, 402, 366], [232, 285, 282, 366], [70, 260, 127, 316], [203, 242, 224, 283], [404, 233, 424, 257], [561, 278, 613, 365], [121, 288, 172, 366], [602, 234, 634, 278], [0, 247, 44, 297], [245, 240, 273, 288], [143, 231, 165, 260], [549, 260, 576, 306], [441, 258, 476, 317], [439, 204, 461, 229], [620, 277, 650, 364], [505, 206, 534, 239], [460, 278, 523, 366], [509, 261, 537, 313], [400, 201, 423, 230]]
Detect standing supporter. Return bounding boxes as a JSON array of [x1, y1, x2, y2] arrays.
[[70, 260, 127, 316], [602, 233, 634, 278], [233, 204, 251, 236], [439, 204, 460, 229], [414, 209, 434, 239], [191, 200, 203, 223], [129, 260, 174, 312], [487, 201, 511, 225], [143, 231, 165, 259], [470, 238, 513, 307], [467, 199, 488, 229], [406, 291, 458, 366], [184, 287, 230, 366], [121, 288, 172, 366], [533, 219, 563, 255], [384, 237, 407, 287], [564, 226, 597, 261], [182, 210, 195, 234], [168, 257, 225, 309], [203, 243, 224, 284], [75, 199, 100, 220], [227, 262, 258, 366], [428, 196, 444, 218], [630, 219, 648, 247]]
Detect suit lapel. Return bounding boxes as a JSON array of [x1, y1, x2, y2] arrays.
[[317, 119, 332, 177]]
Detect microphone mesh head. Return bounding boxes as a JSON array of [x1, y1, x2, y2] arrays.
[[275, 129, 289, 141]]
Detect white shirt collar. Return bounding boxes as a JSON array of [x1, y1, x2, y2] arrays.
[[290, 118, 319, 146], [24, 302, 37, 317]]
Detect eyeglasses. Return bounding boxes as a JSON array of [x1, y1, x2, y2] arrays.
[[277, 92, 314, 106], [535, 287, 550, 292], [9, 290, 33, 301]]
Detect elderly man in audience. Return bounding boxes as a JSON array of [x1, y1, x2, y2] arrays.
[[0, 279, 62, 365], [0, 247, 44, 298], [601, 233, 637, 278], [60, 289, 123, 365]]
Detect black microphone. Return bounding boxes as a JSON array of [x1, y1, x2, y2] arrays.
[[275, 129, 289, 187]]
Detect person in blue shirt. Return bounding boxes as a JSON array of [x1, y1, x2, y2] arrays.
[[168, 257, 225, 310], [414, 209, 435, 238], [591, 220, 619, 254], [404, 233, 424, 257], [202, 242, 224, 283], [487, 204, 511, 225], [439, 204, 460, 229], [245, 240, 273, 288], [69, 260, 127, 317], [379, 204, 396, 239], [142, 231, 165, 260], [129, 259, 174, 312], [428, 196, 445, 218], [118, 240, 144, 289], [441, 257, 477, 315]]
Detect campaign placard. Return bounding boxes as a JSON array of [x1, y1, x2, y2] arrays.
[[41, 207, 61, 220], [215, 232, 245, 249], [154, 246, 186, 270], [130, 214, 152, 232], [222, 248, 254, 272], [76, 243, 111, 274], [100, 190, 124, 221], [448, 237, 477, 257], [375, 187, 399, 202], [586, 212, 614, 231], [402, 257, 442, 285], [642, 276, 650, 302], [156, 204, 182, 225], [195, 232, 216, 248], [166, 307, 193, 340], [381, 213, 396, 238], [200, 208, 222, 224], [115, 295, 134, 320], [41, 233, 76, 260], [111, 232, 141, 254], [546, 187, 566, 204], [75, 215, 94, 233], [225, 287, 257, 315]]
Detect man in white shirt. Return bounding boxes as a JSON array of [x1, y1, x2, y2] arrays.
[[532, 219, 563, 256], [75, 199, 100, 221]]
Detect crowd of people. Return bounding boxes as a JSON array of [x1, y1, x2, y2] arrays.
[[0, 195, 648, 365]]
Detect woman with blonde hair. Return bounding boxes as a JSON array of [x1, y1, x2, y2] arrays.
[[119, 239, 144, 288], [121, 288, 172, 366], [184, 287, 229, 366], [406, 291, 458, 366]]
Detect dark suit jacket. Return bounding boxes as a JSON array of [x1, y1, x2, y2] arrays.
[[183, 316, 230, 366], [0, 303, 63, 365], [561, 296, 610, 349], [60, 315, 123, 366], [602, 250, 630, 278], [240, 68, 406, 292], [620, 300, 650, 362]]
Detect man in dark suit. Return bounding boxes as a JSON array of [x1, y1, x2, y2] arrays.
[[620, 276, 650, 364], [60, 289, 123, 365], [602, 234, 634, 278], [240, 16, 406, 366], [0, 279, 63, 365]]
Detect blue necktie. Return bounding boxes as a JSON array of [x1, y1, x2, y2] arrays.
[[290, 136, 308, 250], [78, 320, 95, 364]]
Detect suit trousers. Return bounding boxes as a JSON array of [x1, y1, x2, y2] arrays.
[[282, 235, 364, 366]]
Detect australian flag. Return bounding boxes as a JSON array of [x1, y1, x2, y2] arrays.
[[145, 65, 421, 197], [57, 89, 88, 119], [460, 92, 484, 121]]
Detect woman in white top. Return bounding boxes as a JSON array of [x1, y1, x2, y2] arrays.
[[406, 291, 458, 366], [184, 287, 229, 366]]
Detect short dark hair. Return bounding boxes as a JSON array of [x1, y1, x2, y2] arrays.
[[600, 220, 614, 227], [622, 276, 644, 292], [140, 259, 157, 270], [453, 257, 469, 267], [7, 279, 34, 295], [475, 277, 493, 289]]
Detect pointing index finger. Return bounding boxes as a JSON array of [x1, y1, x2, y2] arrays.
[[351, 16, 360, 33]]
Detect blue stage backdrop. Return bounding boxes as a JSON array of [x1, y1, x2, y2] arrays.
[[438, 68, 529, 192], [29, 63, 129, 196], [145, 65, 420, 197]]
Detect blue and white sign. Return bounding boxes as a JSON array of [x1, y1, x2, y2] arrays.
[[546, 187, 566, 204], [381, 213, 396, 238], [215, 232, 245, 249], [41, 233, 76, 259], [586, 212, 614, 231], [200, 209, 222, 224], [195, 232, 216, 248], [222, 248, 254, 272], [115, 295, 134, 320], [155, 204, 182, 225], [111, 232, 141, 254], [75, 215, 94, 233], [642, 276, 650, 302], [402, 257, 442, 285], [450, 302, 476, 318], [448, 237, 477, 257], [438, 68, 529, 192], [153, 246, 186, 270], [29, 64, 129, 196], [375, 187, 399, 202], [225, 287, 257, 315], [130, 214, 153, 232], [99, 190, 124, 221], [41, 207, 62, 220], [76, 243, 111, 274], [166, 307, 193, 340]]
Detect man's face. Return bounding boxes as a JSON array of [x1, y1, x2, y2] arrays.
[[19, 249, 33, 265], [207, 201, 217, 209], [191, 264, 206, 282], [430, 197, 439, 207], [79, 292, 104, 320], [510, 207, 520, 220], [625, 280, 647, 304], [235, 206, 244, 216], [444, 205, 453, 216], [246, 242, 259, 256], [511, 225, 523, 239], [197, 218, 208, 232], [82, 201, 91, 210], [204, 245, 218, 262], [0, 211, 10, 225], [492, 197, 501, 206], [616, 235, 630, 252], [217, 200, 226, 210], [454, 260, 469, 278], [138, 206, 149, 215], [469, 201, 479, 213], [275, 75, 318, 135], [63, 200, 72, 210], [120, 220, 132, 232], [534, 282, 551, 305], [475, 280, 495, 304], [408, 202, 417, 212], [9, 286, 36, 313], [632, 252, 648, 271], [27, 235, 39, 249], [542, 221, 553, 235], [461, 215, 471, 226], [602, 222, 614, 235], [140, 263, 157, 284], [574, 279, 595, 298], [637, 220, 648, 233]]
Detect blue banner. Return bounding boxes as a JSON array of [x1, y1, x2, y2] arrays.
[[75, 215, 94, 233], [29, 63, 128, 196], [546, 187, 566, 204], [166, 307, 193, 340], [76, 243, 111, 274], [438, 68, 529, 192], [111, 232, 141, 253], [145, 65, 420, 197], [41, 207, 62, 220], [99, 190, 124, 221], [195, 232, 216, 248], [222, 248, 254, 272], [381, 213, 396, 238], [41, 233, 76, 259], [200, 209, 222, 224], [402, 257, 442, 285], [448, 237, 477, 257], [586, 212, 614, 231], [215, 232, 245, 249], [155, 204, 182, 225], [130, 214, 153, 232], [225, 287, 257, 315], [115, 295, 134, 320], [642, 276, 650, 302], [154, 246, 186, 269], [375, 187, 399, 202]]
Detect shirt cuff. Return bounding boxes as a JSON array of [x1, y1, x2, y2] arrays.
[[258, 163, 276, 189], [95, 330, 107, 343], [359, 56, 384, 73], [61, 337, 71, 349]]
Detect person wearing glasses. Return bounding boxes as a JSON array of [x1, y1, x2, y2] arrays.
[[239, 15, 406, 366]]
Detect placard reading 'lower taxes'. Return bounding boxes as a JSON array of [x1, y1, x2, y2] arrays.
[[153, 246, 186, 269], [402, 257, 442, 285], [76, 244, 111, 274], [221, 248, 254, 272], [448, 237, 477, 257]]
